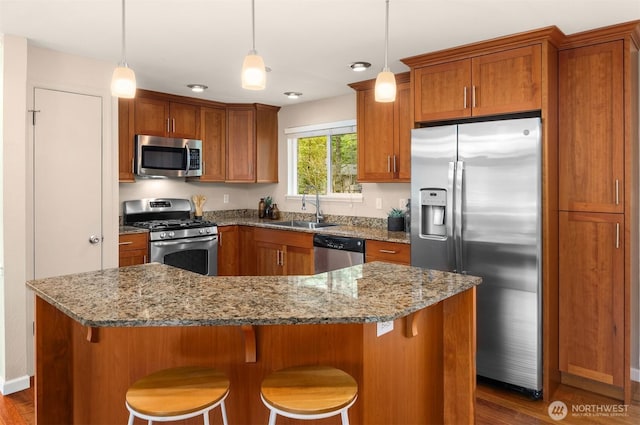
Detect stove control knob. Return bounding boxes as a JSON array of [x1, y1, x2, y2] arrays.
[[206, 228, 211, 234], [160, 232, 166, 239], [199, 228, 205, 234], [168, 231, 175, 238]]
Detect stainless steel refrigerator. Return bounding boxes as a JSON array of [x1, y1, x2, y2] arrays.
[[410, 117, 542, 397]]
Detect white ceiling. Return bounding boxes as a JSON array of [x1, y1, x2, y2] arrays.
[[1, 0, 639, 106]]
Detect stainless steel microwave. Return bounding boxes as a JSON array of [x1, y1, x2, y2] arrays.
[[135, 135, 203, 178]]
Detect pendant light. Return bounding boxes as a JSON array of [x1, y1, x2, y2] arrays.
[[375, 0, 396, 102], [111, 0, 136, 98], [242, 0, 266, 90]]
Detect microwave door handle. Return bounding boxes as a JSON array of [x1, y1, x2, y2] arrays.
[[185, 144, 191, 175]]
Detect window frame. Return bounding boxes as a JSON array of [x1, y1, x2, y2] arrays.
[[285, 120, 362, 203]]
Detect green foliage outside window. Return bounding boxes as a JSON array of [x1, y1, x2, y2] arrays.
[[296, 132, 359, 195]]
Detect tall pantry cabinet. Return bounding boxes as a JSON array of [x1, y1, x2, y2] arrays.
[[558, 22, 639, 403]]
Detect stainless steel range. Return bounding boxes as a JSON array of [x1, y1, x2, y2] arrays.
[[123, 198, 218, 276]]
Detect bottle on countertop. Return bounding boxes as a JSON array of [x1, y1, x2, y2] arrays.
[[258, 198, 265, 218], [405, 199, 411, 233], [270, 203, 280, 220]]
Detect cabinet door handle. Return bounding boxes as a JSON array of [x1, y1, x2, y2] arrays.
[[472, 85, 477, 108], [387, 155, 391, 173], [393, 155, 397, 173], [615, 179, 619, 205], [143, 255, 147, 263], [166, 118, 170, 133], [463, 86, 468, 109], [119, 241, 133, 246], [379, 249, 397, 254], [219, 232, 222, 247], [131, 157, 135, 174], [172, 118, 176, 133], [616, 223, 620, 249]]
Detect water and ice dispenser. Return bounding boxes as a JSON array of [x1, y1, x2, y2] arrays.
[[420, 189, 447, 238]]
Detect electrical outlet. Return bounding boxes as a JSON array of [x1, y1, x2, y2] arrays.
[[223, 194, 229, 203], [376, 321, 394, 337], [376, 198, 382, 209]]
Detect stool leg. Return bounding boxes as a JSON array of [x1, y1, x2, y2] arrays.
[[203, 411, 210, 425], [340, 409, 350, 425], [220, 400, 229, 425], [267, 409, 277, 425], [127, 413, 134, 425]]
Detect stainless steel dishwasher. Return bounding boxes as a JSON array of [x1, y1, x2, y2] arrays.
[[313, 234, 365, 273]]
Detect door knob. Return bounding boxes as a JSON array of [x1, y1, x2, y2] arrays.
[[89, 235, 101, 244]]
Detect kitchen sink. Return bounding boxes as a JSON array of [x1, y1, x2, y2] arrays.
[[268, 220, 338, 229]]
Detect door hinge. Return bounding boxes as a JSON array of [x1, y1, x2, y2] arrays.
[[28, 109, 41, 125]]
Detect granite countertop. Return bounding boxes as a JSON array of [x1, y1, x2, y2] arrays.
[[27, 262, 480, 328], [214, 218, 410, 244]]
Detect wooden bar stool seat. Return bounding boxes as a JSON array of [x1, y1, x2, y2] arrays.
[[260, 365, 358, 425], [125, 366, 229, 425]]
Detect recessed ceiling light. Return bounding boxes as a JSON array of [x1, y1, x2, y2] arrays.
[[187, 84, 208, 93], [350, 61, 371, 72], [284, 92, 302, 99]]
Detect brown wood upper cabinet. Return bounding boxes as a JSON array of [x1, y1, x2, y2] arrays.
[[134, 97, 200, 139], [410, 45, 542, 122], [199, 106, 227, 182], [349, 73, 411, 182], [226, 104, 280, 183], [558, 41, 624, 213]]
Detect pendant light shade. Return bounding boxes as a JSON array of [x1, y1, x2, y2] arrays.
[[375, 0, 396, 102], [111, 0, 136, 98], [375, 69, 396, 102], [242, 0, 266, 90], [242, 50, 266, 90]]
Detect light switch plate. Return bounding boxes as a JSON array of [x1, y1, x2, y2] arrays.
[[223, 194, 229, 203], [376, 198, 382, 209]]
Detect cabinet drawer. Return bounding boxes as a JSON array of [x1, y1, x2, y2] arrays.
[[366, 240, 410, 265], [119, 232, 148, 251]]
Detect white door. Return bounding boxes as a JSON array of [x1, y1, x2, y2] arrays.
[[33, 88, 103, 278]]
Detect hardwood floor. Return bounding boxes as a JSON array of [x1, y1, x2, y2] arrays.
[[0, 384, 34, 425], [1, 380, 638, 424], [477, 382, 640, 424]]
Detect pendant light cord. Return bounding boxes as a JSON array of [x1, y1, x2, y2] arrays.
[[384, 0, 390, 70], [121, 0, 127, 66], [251, 0, 256, 53]]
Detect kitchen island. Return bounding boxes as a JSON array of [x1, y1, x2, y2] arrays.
[[28, 262, 480, 424]]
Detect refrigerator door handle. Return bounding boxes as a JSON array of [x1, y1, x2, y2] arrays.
[[454, 160, 464, 273], [447, 161, 456, 270]]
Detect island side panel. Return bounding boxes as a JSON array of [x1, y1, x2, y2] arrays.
[[443, 286, 477, 424], [362, 303, 444, 424], [35, 296, 74, 424]]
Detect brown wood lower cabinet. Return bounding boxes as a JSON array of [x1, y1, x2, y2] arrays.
[[365, 240, 410, 265], [254, 228, 314, 275], [217, 225, 239, 276], [559, 211, 624, 388], [118, 232, 148, 267]]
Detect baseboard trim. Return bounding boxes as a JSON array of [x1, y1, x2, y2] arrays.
[[0, 374, 31, 395], [633, 368, 640, 402]]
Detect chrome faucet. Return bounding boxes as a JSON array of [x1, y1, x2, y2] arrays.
[[301, 185, 324, 223]]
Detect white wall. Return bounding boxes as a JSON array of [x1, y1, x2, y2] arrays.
[[0, 39, 119, 393], [120, 93, 411, 218], [0, 34, 29, 394]]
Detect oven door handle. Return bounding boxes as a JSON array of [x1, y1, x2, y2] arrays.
[[151, 235, 217, 246]]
